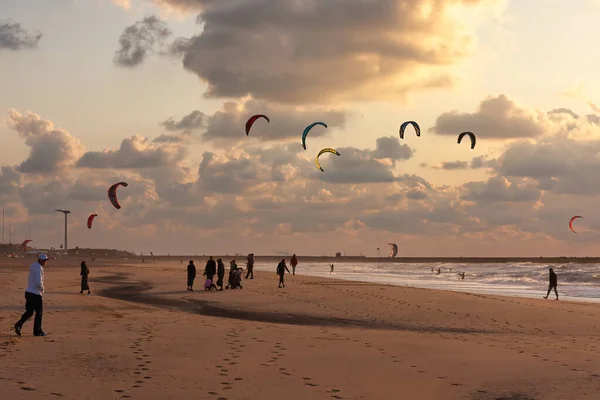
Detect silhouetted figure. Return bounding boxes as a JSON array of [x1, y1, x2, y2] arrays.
[[458, 272, 465, 280], [544, 267, 559, 300], [245, 253, 255, 279], [187, 260, 196, 291], [14, 254, 49, 337], [204, 256, 217, 281], [80, 261, 90, 294], [277, 259, 291, 288], [436, 268, 441, 275], [216, 258, 225, 291], [290, 254, 298, 275], [329, 263, 334, 274]]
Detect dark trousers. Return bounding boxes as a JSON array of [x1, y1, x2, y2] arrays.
[[16, 292, 43, 334], [81, 275, 90, 291], [278, 274, 285, 286], [245, 267, 253, 279]]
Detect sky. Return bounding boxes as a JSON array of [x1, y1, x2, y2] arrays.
[[2, 0, 600, 257]]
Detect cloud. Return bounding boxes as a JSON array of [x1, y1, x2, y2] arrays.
[[166, 0, 500, 103], [114, 15, 172, 67], [160, 110, 205, 132], [460, 176, 542, 204], [77, 134, 186, 169], [0, 21, 42, 50], [6, 109, 85, 174], [430, 94, 552, 139], [313, 138, 413, 184], [203, 99, 347, 144]]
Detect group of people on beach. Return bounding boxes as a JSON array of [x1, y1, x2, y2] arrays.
[[11, 253, 562, 338], [185, 253, 300, 291]]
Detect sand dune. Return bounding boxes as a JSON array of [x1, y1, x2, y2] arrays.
[[1, 258, 600, 399]]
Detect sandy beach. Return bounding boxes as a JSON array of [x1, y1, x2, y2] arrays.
[[2, 257, 600, 400]]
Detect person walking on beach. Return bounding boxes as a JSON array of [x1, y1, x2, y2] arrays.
[[14, 253, 49, 337], [187, 260, 196, 291], [245, 253, 255, 279], [290, 254, 298, 275], [80, 261, 91, 294], [216, 258, 225, 291], [204, 256, 217, 281], [543, 267, 559, 300], [277, 259, 291, 288]]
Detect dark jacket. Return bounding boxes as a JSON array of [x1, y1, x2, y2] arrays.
[[277, 261, 290, 276], [205, 259, 217, 276], [187, 263, 196, 277], [217, 260, 225, 278], [80, 262, 89, 276], [290, 255, 298, 267], [549, 270, 557, 286]]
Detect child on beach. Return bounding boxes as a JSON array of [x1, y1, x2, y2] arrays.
[[204, 278, 217, 291]]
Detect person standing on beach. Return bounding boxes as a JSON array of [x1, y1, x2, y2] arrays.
[[245, 253, 255, 279], [187, 260, 196, 291], [216, 258, 225, 291], [329, 263, 334, 274], [290, 254, 298, 275], [80, 261, 91, 294], [204, 256, 217, 282], [14, 253, 49, 337], [277, 259, 290, 288], [543, 267, 559, 300]]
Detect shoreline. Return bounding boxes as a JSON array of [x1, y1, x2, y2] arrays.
[[76, 255, 600, 263]]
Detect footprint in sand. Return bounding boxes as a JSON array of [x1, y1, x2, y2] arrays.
[[21, 387, 35, 391]]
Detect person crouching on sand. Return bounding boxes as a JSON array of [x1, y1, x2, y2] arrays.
[[544, 267, 559, 300], [187, 260, 196, 291], [290, 254, 298, 275], [80, 261, 91, 294], [277, 259, 290, 288], [204, 278, 217, 291]]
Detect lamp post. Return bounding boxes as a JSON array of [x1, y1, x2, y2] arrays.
[[55, 209, 71, 255]]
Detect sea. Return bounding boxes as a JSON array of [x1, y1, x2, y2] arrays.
[[254, 261, 600, 303]]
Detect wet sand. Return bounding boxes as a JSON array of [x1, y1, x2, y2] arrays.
[[1, 258, 600, 399]]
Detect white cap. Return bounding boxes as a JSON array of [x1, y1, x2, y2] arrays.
[[38, 253, 48, 260]]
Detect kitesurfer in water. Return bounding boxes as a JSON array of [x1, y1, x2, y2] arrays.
[[543, 267, 559, 300], [277, 259, 291, 288], [187, 260, 196, 291], [204, 256, 217, 282], [290, 254, 298, 275], [216, 258, 225, 291], [245, 253, 255, 279], [436, 268, 441, 275], [458, 272, 465, 280], [80, 261, 90, 294]]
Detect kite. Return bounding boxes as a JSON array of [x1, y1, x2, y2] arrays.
[[87, 214, 98, 229], [245, 114, 270, 135], [457, 131, 476, 149], [388, 243, 398, 258], [302, 122, 327, 150], [399, 121, 421, 139], [21, 239, 32, 252], [108, 182, 128, 210], [315, 148, 340, 172], [569, 216, 583, 234]]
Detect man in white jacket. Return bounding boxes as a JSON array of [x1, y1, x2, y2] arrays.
[[14, 253, 48, 337]]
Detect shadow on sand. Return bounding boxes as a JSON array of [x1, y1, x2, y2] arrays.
[[96, 273, 495, 334]]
